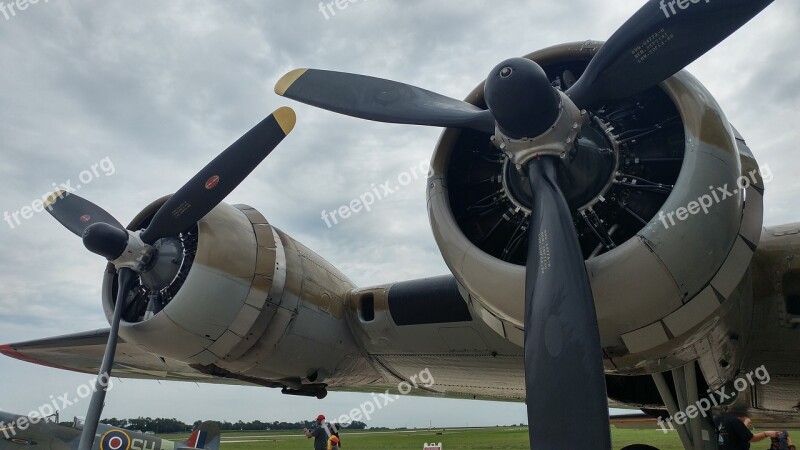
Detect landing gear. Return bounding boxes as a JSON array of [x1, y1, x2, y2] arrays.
[[652, 363, 719, 450]]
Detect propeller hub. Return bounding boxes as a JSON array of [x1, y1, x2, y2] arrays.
[[491, 88, 587, 167], [501, 125, 617, 213], [485, 57, 561, 139]]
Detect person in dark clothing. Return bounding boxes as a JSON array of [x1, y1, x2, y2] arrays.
[[716, 415, 780, 449], [768, 431, 795, 450], [304, 414, 328, 450]]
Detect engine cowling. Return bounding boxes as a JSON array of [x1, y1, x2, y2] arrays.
[[100, 199, 368, 392], [428, 42, 765, 374]]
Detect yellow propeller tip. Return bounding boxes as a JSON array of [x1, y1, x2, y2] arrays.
[[273, 106, 296, 135], [44, 190, 66, 208], [274, 68, 308, 96]]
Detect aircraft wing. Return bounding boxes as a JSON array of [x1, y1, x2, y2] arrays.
[[0, 329, 250, 385], [0, 413, 81, 449]]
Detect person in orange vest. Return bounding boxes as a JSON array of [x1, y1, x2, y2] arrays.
[[327, 435, 340, 450]]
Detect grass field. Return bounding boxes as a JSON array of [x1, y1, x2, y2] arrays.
[[161, 426, 691, 449]]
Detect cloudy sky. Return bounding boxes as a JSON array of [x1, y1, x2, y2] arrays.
[[0, 0, 798, 429]]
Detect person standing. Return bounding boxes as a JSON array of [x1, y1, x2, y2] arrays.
[[304, 414, 328, 450], [716, 415, 781, 449], [769, 431, 795, 450]]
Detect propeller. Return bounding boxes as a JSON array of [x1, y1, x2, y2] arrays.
[[275, 1, 773, 448], [277, 0, 772, 132], [275, 69, 496, 134], [43, 107, 296, 450], [77, 267, 135, 450], [523, 156, 610, 447], [44, 191, 124, 237], [566, 0, 774, 108], [139, 108, 295, 244]]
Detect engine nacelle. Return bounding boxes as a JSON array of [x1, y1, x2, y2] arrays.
[[428, 42, 765, 374], [101, 199, 367, 390], [101, 199, 282, 363]]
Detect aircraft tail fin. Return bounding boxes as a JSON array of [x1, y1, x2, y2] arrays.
[[179, 422, 220, 450]]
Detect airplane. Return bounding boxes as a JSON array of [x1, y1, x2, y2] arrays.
[[0, 411, 219, 450], [0, 0, 789, 449]]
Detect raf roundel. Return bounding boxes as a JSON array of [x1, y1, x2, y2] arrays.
[[80, 214, 91, 223], [100, 430, 131, 450]]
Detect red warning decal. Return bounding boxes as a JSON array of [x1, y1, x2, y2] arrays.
[[205, 175, 220, 190]]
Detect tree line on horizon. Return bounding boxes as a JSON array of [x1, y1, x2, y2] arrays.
[[70, 418, 368, 434]]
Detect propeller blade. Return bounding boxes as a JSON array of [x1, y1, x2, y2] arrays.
[[567, 0, 773, 107], [77, 267, 136, 450], [523, 156, 610, 449], [140, 107, 296, 245], [275, 69, 496, 134], [44, 191, 124, 237]]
